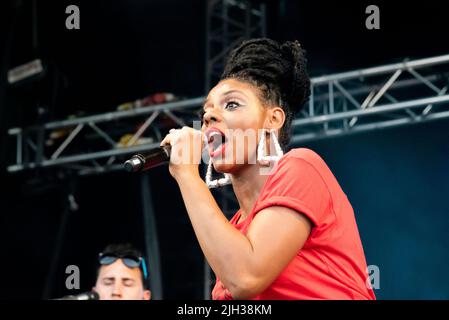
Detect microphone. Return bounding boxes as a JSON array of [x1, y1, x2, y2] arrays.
[[55, 291, 100, 300], [124, 145, 171, 172]]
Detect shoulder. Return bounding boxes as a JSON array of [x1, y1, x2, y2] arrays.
[[256, 148, 333, 227], [274, 148, 328, 176], [262, 147, 331, 190], [282, 148, 326, 166]]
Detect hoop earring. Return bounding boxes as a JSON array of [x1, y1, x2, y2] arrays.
[[257, 129, 284, 165], [205, 160, 231, 189]]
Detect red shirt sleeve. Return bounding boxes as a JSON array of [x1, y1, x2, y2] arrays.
[[252, 154, 333, 227]]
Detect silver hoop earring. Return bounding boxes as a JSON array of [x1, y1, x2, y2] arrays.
[[205, 160, 231, 189], [257, 129, 284, 165]]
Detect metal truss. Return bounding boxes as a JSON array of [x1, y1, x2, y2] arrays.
[[8, 54, 449, 175], [205, 0, 266, 91], [7, 97, 204, 175], [292, 54, 449, 144]]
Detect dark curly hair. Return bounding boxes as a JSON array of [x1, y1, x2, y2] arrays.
[[220, 38, 311, 148]]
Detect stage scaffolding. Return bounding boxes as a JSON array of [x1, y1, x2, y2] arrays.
[[8, 54, 449, 175], [205, 0, 266, 91]]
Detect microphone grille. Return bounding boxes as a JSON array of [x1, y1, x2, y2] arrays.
[[124, 154, 145, 172]]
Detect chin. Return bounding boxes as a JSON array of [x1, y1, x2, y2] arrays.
[[211, 158, 237, 174], [209, 148, 253, 174]]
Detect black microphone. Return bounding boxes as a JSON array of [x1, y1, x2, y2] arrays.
[[124, 145, 171, 172], [55, 291, 100, 300]]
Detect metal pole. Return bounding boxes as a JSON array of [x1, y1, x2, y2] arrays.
[[312, 54, 449, 84], [293, 94, 449, 126], [203, 259, 212, 299], [42, 175, 77, 299], [140, 173, 163, 299]]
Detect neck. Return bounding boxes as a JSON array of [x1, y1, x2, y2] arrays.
[[230, 163, 269, 221]]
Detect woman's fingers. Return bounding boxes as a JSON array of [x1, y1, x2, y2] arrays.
[[160, 127, 205, 161], [160, 134, 170, 147], [159, 127, 205, 176], [160, 129, 175, 147], [161, 128, 183, 146]]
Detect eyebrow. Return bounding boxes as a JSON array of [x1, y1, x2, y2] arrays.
[[102, 277, 115, 282], [203, 90, 247, 109], [122, 277, 135, 282]]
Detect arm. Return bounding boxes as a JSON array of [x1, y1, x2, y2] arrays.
[[177, 172, 312, 298], [176, 171, 311, 299]]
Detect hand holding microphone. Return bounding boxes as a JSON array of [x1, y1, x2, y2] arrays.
[[124, 127, 205, 177]]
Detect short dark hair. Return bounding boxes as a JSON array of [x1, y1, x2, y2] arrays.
[[96, 243, 149, 289], [221, 38, 311, 148]]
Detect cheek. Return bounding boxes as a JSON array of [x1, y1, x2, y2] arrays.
[[95, 285, 109, 299], [215, 127, 259, 168], [211, 107, 264, 169], [124, 286, 143, 298], [229, 116, 262, 153], [229, 109, 262, 128], [232, 132, 258, 152]]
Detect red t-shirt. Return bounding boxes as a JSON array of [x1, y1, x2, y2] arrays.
[[212, 148, 376, 300]]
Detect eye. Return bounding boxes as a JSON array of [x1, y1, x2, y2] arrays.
[[103, 279, 113, 286], [123, 280, 135, 287], [225, 101, 240, 110]]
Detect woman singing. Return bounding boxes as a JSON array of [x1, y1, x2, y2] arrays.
[[161, 38, 375, 300]]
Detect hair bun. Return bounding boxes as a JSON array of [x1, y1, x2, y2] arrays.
[[221, 38, 310, 115], [280, 40, 311, 114]]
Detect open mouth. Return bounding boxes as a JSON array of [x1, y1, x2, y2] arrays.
[[207, 129, 227, 158]]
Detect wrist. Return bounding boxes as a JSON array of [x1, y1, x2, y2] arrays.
[[173, 167, 201, 183]]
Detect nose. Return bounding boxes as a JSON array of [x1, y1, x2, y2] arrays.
[[111, 282, 123, 299], [203, 108, 220, 127]]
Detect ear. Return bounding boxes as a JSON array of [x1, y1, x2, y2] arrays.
[[143, 290, 151, 300], [264, 106, 285, 131]]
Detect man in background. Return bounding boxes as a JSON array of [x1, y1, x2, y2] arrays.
[[93, 243, 151, 300]]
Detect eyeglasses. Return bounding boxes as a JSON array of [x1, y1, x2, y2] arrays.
[[98, 252, 148, 279]]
